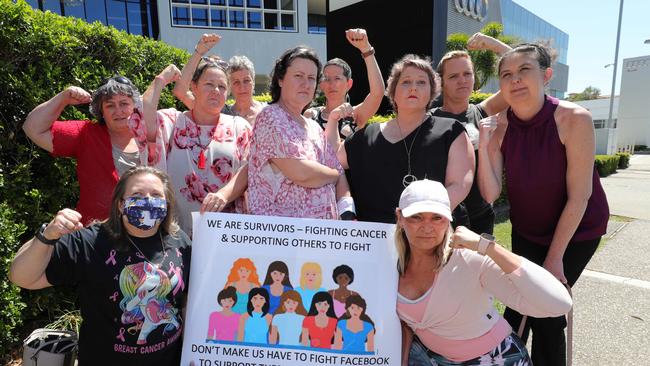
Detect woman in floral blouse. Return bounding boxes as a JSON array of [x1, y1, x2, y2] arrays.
[[247, 46, 354, 219], [137, 37, 251, 235]]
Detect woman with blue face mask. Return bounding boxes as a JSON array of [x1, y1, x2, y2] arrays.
[[9, 166, 191, 366]]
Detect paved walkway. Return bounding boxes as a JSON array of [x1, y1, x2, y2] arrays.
[[570, 154, 650, 365]]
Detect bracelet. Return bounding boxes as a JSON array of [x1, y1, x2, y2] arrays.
[[361, 47, 375, 58], [35, 223, 58, 246]]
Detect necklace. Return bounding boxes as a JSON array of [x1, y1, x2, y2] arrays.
[[126, 231, 166, 268], [190, 110, 218, 169], [395, 118, 425, 187]]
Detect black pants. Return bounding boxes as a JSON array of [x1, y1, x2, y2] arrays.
[[503, 230, 600, 366]]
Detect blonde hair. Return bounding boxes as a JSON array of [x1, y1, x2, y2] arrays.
[[299, 262, 322, 289], [394, 223, 454, 276], [436, 50, 473, 85]]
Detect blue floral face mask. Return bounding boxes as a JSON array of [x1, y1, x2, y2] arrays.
[[122, 197, 167, 230]]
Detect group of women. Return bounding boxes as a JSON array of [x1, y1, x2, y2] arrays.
[[10, 27, 608, 366], [205, 260, 373, 352]]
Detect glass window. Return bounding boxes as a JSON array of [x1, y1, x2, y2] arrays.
[[193, 0, 209, 4], [210, 9, 227, 26], [264, 0, 277, 10], [42, 0, 62, 13], [264, 12, 278, 29], [172, 0, 190, 3], [192, 8, 208, 26], [172, 6, 191, 25], [281, 13, 294, 30], [229, 0, 244, 7], [127, 1, 146, 35], [248, 0, 261, 8], [210, 0, 226, 4], [63, 2, 85, 19], [280, 0, 293, 10], [229, 10, 245, 28], [247, 11, 262, 28], [26, 0, 39, 8], [107, 0, 128, 31], [86, 3, 107, 23]]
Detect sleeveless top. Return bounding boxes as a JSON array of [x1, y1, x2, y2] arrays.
[[431, 105, 493, 217], [314, 106, 357, 139], [501, 95, 609, 245], [345, 114, 466, 223], [244, 312, 268, 343]]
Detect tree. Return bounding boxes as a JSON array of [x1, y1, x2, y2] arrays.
[[567, 86, 601, 101], [446, 22, 518, 90]]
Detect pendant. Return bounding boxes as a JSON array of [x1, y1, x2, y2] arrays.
[[403, 174, 418, 188], [198, 150, 206, 169]]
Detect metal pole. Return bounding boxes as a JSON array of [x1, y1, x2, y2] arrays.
[[607, 0, 624, 130]]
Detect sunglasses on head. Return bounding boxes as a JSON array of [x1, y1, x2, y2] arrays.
[[100, 75, 133, 86], [200, 57, 229, 70]]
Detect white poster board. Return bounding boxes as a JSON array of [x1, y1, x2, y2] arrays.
[[181, 212, 400, 366]]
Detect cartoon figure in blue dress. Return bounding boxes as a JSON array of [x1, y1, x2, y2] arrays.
[[261, 260, 293, 314], [238, 287, 272, 344], [333, 295, 375, 352]]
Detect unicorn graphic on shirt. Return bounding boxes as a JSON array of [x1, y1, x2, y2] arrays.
[[119, 261, 181, 345]]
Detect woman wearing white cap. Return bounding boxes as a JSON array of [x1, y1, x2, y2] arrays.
[[395, 179, 572, 366]]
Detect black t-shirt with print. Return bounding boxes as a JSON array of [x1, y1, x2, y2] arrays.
[[45, 224, 191, 366]]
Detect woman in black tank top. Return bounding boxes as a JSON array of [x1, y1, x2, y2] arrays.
[[340, 54, 474, 224]]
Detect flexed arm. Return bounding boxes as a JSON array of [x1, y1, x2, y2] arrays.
[[173, 34, 222, 110], [142, 65, 181, 142], [346, 29, 385, 128], [23, 87, 91, 152]]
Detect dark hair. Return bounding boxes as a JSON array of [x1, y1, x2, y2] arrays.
[[385, 54, 440, 112], [436, 50, 473, 86], [323, 58, 352, 80], [497, 42, 555, 74], [102, 166, 180, 249], [247, 287, 270, 316], [269, 46, 322, 104], [218, 286, 238, 305], [263, 261, 293, 287], [307, 291, 337, 318], [192, 56, 229, 85], [332, 264, 354, 285], [90, 75, 140, 125], [339, 295, 375, 328]]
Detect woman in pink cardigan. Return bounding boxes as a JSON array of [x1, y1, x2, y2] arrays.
[[395, 179, 572, 366]]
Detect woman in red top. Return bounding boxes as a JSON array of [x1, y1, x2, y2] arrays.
[[301, 291, 338, 349], [23, 76, 145, 224]]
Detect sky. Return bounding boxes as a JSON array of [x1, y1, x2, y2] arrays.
[[512, 0, 650, 96]]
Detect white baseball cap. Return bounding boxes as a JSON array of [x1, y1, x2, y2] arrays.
[[398, 179, 453, 221]]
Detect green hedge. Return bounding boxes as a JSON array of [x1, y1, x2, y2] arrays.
[[616, 152, 630, 169], [595, 155, 620, 177], [0, 0, 190, 356]]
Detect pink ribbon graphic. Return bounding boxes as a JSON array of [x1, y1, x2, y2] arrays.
[[116, 327, 126, 342], [109, 291, 119, 302], [168, 262, 185, 296], [105, 249, 117, 266]]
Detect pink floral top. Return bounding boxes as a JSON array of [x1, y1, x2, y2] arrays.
[[248, 104, 342, 219], [130, 108, 251, 235]]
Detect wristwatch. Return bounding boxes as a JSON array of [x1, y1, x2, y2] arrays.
[[478, 233, 495, 255], [35, 223, 58, 246]]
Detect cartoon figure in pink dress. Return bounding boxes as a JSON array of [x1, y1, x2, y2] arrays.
[[119, 262, 182, 345], [328, 264, 359, 318], [206, 286, 241, 341]]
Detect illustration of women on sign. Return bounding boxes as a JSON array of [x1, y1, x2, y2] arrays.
[[225, 258, 261, 314], [294, 262, 326, 311], [119, 262, 181, 345], [261, 260, 293, 314], [328, 264, 359, 318], [333, 295, 375, 353]]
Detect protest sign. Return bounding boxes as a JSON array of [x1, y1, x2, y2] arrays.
[[181, 212, 400, 366]]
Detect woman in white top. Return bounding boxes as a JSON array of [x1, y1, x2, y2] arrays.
[[395, 179, 572, 366]]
